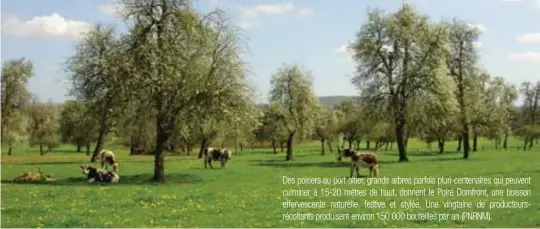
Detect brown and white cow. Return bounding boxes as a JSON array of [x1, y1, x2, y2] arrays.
[[203, 147, 232, 169], [94, 149, 119, 173], [350, 151, 380, 178]]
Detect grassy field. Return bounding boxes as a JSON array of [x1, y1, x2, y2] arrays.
[[1, 137, 539, 228]]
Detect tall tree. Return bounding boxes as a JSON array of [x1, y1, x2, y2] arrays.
[[412, 77, 459, 154], [269, 63, 320, 161], [500, 82, 518, 149], [1, 58, 33, 155], [121, 0, 248, 182], [65, 24, 130, 161], [314, 107, 339, 155], [519, 81, 540, 149], [27, 99, 61, 155], [445, 19, 482, 159], [350, 4, 449, 161], [59, 100, 98, 154]]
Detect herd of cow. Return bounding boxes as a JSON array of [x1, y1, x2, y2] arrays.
[[74, 145, 378, 184]]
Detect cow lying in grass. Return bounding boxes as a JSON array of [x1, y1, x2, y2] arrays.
[[13, 169, 54, 182], [337, 147, 355, 162], [80, 165, 119, 183], [203, 147, 232, 169], [349, 151, 380, 178], [94, 149, 119, 172]]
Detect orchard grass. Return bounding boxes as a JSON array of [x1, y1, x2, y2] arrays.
[[1, 137, 539, 228]]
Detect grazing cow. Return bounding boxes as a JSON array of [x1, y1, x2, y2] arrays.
[[350, 151, 380, 178], [80, 165, 119, 183], [203, 147, 232, 169], [337, 147, 355, 162], [95, 149, 119, 172]]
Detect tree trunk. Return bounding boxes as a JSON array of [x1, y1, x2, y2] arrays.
[[91, 123, 108, 162], [495, 138, 498, 149], [76, 143, 81, 152], [457, 135, 462, 152], [91, 100, 111, 162], [503, 134, 508, 149], [366, 140, 370, 150], [385, 142, 389, 151], [8, 142, 12, 155], [198, 137, 208, 159], [272, 140, 277, 154], [395, 116, 408, 162], [523, 138, 528, 151], [234, 139, 238, 156], [152, 116, 171, 183], [327, 141, 333, 154], [348, 140, 352, 149], [390, 141, 393, 150], [355, 140, 361, 150], [240, 142, 244, 152], [528, 136, 534, 149], [472, 127, 478, 152], [285, 132, 295, 161], [86, 143, 90, 155], [320, 139, 325, 155], [130, 135, 135, 155], [40, 144, 44, 156], [438, 139, 445, 154], [280, 141, 284, 152], [458, 100, 471, 158]]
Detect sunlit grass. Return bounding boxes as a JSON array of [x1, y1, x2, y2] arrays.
[[1, 137, 538, 227]]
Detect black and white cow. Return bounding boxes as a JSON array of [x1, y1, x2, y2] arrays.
[[203, 147, 232, 169], [337, 146, 356, 162], [80, 165, 120, 183]]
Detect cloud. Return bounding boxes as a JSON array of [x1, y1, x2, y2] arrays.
[[237, 20, 261, 29], [501, 0, 522, 2], [509, 52, 540, 62], [238, 3, 296, 18], [517, 33, 540, 43], [236, 2, 314, 29], [1, 13, 92, 40], [467, 23, 487, 32]]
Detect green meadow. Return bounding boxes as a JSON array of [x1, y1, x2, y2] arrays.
[[1, 137, 539, 228]]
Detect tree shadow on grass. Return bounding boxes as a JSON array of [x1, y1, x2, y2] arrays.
[[1, 173, 203, 186], [26, 149, 85, 155], [19, 161, 87, 166], [384, 150, 462, 157], [422, 157, 478, 162], [18, 159, 178, 166], [253, 160, 401, 168]]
